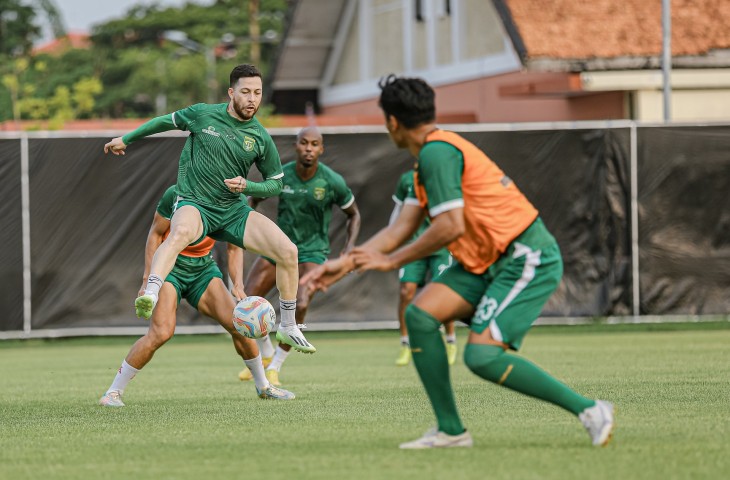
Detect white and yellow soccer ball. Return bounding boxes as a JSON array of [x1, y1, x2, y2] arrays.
[[232, 296, 276, 339]]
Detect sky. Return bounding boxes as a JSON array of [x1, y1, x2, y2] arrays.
[[37, 0, 215, 43]]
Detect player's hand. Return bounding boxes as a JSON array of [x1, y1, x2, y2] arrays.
[[104, 137, 127, 155], [231, 283, 246, 301], [300, 256, 354, 293], [351, 247, 397, 272], [224, 176, 247, 193]]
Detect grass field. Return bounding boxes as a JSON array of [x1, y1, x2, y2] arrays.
[[1, 323, 729, 480]]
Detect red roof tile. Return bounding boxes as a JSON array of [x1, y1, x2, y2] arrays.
[[504, 0, 730, 59]]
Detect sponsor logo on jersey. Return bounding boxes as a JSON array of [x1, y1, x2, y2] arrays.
[[313, 187, 325, 200], [282, 185, 295, 194], [243, 136, 256, 151], [202, 125, 220, 137]]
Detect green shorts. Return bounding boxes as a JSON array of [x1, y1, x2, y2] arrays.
[[399, 249, 453, 286], [176, 198, 253, 248], [263, 251, 328, 266], [165, 254, 223, 310], [434, 218, 562, 350]]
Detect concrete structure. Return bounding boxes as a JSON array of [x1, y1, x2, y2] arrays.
[[270, 0, 730, 123]]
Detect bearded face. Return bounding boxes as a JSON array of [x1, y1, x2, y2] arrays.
[[228, 76, 263, 121]]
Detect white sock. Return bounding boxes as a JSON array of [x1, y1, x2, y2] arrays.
[[279, 299, 296, 329], [257, 335, 275, 358], [108, 360, 139, 394], [243, 355, 269, 390], [144, 274, 163, 298], [400, 335, 410, 346], [445, 333, 456, 344], [267, 346, 290, 372]]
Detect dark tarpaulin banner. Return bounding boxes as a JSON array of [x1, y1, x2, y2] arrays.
[[27, 137, 206, 328], [637, 126, 730, 314], [0, 140, 24, 331], [261, 129, 632, 320], [1, 125, 727, 333], [461, 129, 633, 316]]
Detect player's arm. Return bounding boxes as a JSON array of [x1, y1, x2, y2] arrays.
[[139, 212, 170, 295], [227, 243, 246, 301], [227, 132, 284, 197], [340, 201, 361, 254], [300, 204, 423, 292], [378, 208, 463, 269], [360, 203, 425, 254], [353, 142, 464, 272], [104, 115, 178, 155]]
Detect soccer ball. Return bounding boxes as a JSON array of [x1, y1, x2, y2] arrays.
[[232, 296, 276, 339]]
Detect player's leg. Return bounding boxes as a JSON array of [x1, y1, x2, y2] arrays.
[[268, 261, 320, 382], [137, 205, 204, 319], [243, 211, 315, 353], [462, 221, 613, 446], [197, 275, 293, 400], [100, 282, 179, 407], [396, 281, 417, 366], [398, 281, 475, 448], [237, 257, 277, 382], [430, 252, 458, 365], [396, 258, 426, 366]]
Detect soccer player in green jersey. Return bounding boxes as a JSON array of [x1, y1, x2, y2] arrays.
[[391, 170, 457, 367], [99, 185, 295, 407], [103, 64, 314, 354], [238, 126, 361, 386], [303, 75, 614, 449]]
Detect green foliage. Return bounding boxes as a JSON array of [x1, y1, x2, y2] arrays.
[[0, 0, 290, 123], [90, 0, 288, 117], [0, 0, 41, 56]]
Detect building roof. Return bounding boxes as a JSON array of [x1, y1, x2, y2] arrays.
[[500, 0, 730, 69], [32, 31, 91, 56]]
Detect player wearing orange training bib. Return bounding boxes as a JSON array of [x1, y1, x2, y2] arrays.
[[302, 75, 615, 450]]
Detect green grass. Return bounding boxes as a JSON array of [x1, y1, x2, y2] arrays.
[[1, 324, 729, 480]]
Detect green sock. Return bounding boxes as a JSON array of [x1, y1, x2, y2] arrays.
[[464, 344, 595, 415], [405, 304, 465, 435]]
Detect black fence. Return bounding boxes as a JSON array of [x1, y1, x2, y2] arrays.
[[1, 123, 728, 337]]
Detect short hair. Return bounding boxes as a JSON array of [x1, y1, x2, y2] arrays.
[[378, 74, 435, 128], [230, 64, 262, 87]]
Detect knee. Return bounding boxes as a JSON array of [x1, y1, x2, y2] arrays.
[[169, 224, 197, 245], [277, 240, 298, 267], [463, 344, 504, 380], [147, 325, 174, 348], [404, 304, 440, 334], [399, 283, 416, 304]]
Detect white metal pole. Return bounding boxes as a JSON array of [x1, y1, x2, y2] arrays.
[[662, 0, 672, 122], [20, 134, 32, 334], [630, 123, 640, 317]]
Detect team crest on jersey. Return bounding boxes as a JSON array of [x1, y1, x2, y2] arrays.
[[243, 136, 255, 152], [313, 187, 326, 200]]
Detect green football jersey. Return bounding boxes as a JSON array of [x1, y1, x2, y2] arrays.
[[393, 170, 429, 239], [278, 162, 354, 256], [171, 103, 283, 208]]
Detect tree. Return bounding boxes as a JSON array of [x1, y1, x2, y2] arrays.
[[0, 0, 41, 57], [90, 0, 287, 118]]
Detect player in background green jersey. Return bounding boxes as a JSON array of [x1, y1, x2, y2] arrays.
[[238, 126, 361, 386], [391, 170, 457, 367], [103, 64, 314, 354]]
